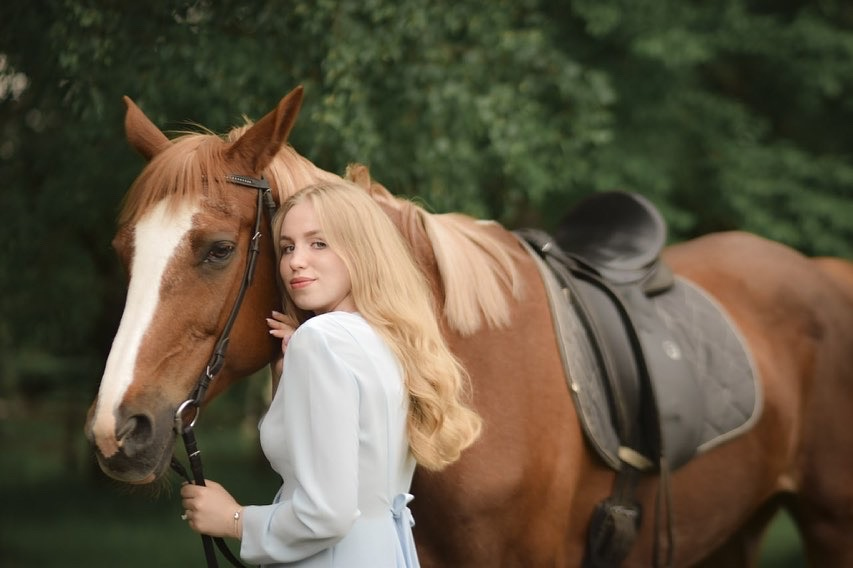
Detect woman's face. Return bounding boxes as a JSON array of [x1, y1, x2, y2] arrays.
[[278, 201, 355, 315]]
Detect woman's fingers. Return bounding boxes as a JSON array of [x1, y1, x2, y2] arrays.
[[267, 312, 295, 331], [267, 323, 287, 337], [267, 312, 296, 341], [270, 310, 293, 324]]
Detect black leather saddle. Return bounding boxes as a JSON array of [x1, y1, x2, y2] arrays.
[[519, 191, 753, 566], [520, 191, 697, 470], [554, 190, 672, 291], [518, 191, 689, 567]]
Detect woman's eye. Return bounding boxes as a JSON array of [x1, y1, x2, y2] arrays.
[[282, 244, 295, 254], [205, 242, 236, 263], [311, 241, 327, 249]]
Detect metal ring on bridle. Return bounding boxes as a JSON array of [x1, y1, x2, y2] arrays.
[[174, 398, 200, 434]]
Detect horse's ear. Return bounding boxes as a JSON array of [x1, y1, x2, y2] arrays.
[[345, 163, 373, 191], [123, 96, 171, 161], [345, 163, 395, 200], [226, 85, 304, 174]]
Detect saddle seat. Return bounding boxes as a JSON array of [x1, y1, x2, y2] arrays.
[[554, 191, 672, 293]]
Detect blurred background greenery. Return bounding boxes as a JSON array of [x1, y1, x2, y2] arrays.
[[2, 0, 850, 565]]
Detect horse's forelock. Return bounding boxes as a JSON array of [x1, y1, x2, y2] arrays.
[[119, 133, 232, 226], [120, 117, 343, 229]]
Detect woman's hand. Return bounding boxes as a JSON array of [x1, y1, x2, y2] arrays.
[[180, 480, 243, 539], [267, 310, 297, 380]]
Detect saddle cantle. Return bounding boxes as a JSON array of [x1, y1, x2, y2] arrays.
[[516, 191, 761, 567], [554, 190, 671, 290]]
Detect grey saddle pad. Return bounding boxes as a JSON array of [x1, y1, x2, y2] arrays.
[[525, 242, 763, 471]]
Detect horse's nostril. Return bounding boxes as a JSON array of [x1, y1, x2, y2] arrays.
[[117, 414, 154, 457]]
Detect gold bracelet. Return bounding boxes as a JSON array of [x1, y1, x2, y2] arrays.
[[233, 509, 242, 539]]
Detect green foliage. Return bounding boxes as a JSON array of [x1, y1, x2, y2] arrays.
[[0, 0, 851, 398]]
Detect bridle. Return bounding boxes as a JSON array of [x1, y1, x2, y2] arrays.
[[170, 173, 277, 568]]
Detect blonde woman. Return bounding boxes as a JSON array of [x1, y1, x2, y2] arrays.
[[180, 180, 482, 567]]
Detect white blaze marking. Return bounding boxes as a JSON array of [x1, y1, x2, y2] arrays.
[[91, 199, 197, 456]]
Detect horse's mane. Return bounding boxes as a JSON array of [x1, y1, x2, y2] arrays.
[[420, 210, 525, 335], [119, 123, 524, 335], [343, 164, 525, 336]]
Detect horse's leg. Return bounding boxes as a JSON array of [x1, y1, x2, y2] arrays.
[[792, 439, 853, 568], [690, 498, 782, 568], [658, 234, 850, 567], [792, 495, 853, 567], [788, 257, 853, 567]]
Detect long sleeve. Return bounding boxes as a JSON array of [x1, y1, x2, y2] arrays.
[[240, 321, 361, 564]]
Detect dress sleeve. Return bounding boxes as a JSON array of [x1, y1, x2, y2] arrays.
[[240, 322, 360, 564]]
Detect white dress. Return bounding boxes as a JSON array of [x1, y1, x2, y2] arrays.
[[240, 311, 420, 568]]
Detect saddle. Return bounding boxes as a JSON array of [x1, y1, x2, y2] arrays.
[[517, 191, 760, 567], [517, 191, 698, 567], [519, 192, 704, 472]]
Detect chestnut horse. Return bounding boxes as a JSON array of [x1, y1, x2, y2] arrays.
[[85, 86, 853, 567]]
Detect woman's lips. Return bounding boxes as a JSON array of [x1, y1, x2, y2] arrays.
[[289, 277, 313, 289]]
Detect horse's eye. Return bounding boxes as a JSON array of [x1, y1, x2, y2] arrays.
[[205, 242, 236, 263]]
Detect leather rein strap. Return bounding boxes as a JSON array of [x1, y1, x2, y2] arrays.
[[171, 173, 277, 568]]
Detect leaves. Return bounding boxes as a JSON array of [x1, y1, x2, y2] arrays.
[[1, 0, 851, 396]]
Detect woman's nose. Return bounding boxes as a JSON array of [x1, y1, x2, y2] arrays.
[[288, 247, 306, 268]]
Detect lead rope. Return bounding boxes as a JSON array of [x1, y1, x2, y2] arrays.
[[171, 174, 277, 568], [170, 430, 244, 568]]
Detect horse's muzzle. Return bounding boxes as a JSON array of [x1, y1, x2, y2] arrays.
[[85, 403, 176, 484]]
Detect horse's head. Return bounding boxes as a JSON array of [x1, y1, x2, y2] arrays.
[[85, 87, 308, 484]]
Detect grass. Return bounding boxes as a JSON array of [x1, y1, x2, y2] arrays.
[[0, 395, 806, 567]]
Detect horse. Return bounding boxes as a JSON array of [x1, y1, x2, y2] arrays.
[[85, 85, 853, 567]]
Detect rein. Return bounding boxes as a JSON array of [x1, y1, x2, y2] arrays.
[[171, 173, 277, 568]]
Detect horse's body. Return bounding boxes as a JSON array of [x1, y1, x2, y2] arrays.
[[85, 87, 853, 566]]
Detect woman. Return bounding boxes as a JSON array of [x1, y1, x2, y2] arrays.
[[180, 180, 482, 567]]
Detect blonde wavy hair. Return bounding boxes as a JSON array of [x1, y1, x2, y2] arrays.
[[272, 180, 482, 470]]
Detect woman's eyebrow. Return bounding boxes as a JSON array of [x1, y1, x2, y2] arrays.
[[279, 229, 323, 243]]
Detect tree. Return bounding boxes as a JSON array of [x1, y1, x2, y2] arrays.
[[1, 0, 851, 401]]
